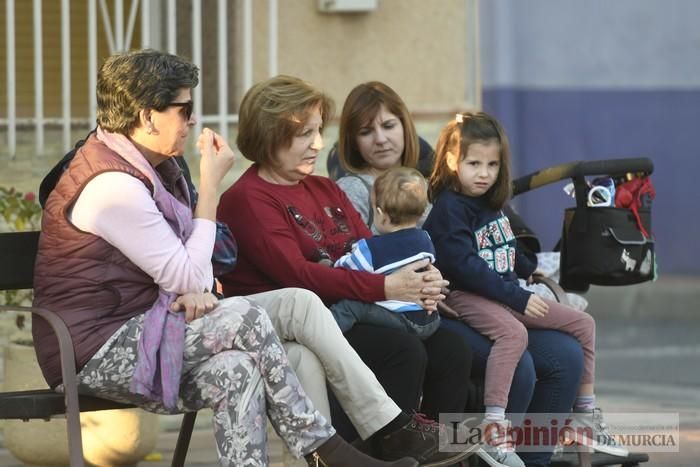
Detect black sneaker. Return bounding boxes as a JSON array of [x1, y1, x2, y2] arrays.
[[377, 413, 479, 467]]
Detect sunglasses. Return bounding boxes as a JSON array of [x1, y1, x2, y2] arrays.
[[168, 101, 194, 121]]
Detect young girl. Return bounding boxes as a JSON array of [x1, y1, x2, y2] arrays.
[[423, 113, 627, 466]]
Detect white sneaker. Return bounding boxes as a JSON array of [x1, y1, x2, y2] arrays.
[[571, 408, 629, 457], [475, 419, 526, 467]]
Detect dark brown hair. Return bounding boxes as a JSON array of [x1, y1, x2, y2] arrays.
[[338, 81, 418, 173], [428, 112, 512, 210]]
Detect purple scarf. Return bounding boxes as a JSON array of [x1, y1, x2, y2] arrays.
[[97, 127, 192, 409]]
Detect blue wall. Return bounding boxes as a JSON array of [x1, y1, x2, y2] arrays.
[[480, 0, 700, 274]]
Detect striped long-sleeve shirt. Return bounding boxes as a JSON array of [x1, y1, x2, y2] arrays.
[[334, 228, 436, 312]]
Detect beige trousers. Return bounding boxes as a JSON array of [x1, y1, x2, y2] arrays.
[[249, 288, 401, 439]]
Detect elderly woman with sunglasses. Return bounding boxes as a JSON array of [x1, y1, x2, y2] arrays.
[[32, 50, 425, 467], [217, 75, 477, 465]]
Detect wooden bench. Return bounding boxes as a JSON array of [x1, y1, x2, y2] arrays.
[[0, 231, 197, 467]]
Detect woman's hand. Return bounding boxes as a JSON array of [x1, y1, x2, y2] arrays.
[[524, 294, 549, 318], [194, 128, 235, 220], [420, 264, 450, 311], [384, 259, 449, 312], [170, 292, 219, 323], [197, 128, 235, 188]]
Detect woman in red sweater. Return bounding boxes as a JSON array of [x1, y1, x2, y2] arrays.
[[217, 75, 475, 464]]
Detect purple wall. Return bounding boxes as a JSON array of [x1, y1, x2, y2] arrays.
[[483, 88, 700, 273]]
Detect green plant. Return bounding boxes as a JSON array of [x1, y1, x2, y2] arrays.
[[1, 186, 42, 232], [0, 186, 42, 343]]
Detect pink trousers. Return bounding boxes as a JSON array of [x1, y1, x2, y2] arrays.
[[445, 290, 595, 408]]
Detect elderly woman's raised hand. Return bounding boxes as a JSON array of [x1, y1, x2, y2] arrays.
[[194, 128, 235, 221], [384, 259, 449, 312], [196, 128, 235, 189]]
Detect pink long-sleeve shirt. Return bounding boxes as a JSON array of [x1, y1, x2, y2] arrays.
[[70, 171, 215, 294]]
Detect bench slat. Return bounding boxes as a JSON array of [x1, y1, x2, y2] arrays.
[[0, 389, 136, 420], [0, 231, 40, 290]]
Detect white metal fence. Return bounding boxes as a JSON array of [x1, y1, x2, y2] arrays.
[[3, 0, 481, 160], [2, 0, 278, 158]]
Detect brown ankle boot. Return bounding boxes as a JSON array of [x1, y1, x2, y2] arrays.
[[306, 433, 418, 467], [376, 413, 479, 466]]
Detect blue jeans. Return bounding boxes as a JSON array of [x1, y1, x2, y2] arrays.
[[440, 318, 584, 467]]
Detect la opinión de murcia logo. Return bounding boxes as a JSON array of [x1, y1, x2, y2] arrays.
[[440, 413, 680, 453]]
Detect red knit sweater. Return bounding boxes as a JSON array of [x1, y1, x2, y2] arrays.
[[217, 165, 385, 305]]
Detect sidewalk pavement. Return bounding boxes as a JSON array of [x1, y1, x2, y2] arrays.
[[134, 417, 294, 467], [582, 274, 700, 321], [0, 410, 296, 466], [141, 411, 300, 467]]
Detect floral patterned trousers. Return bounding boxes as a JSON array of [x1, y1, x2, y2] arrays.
[[74, 292, 334, 467]]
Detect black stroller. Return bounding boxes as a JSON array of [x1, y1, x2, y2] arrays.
[[511, 157, 655, 294], [509, 157, 654, 467]]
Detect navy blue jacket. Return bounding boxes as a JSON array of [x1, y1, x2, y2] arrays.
[[424, 190, 536, 313]]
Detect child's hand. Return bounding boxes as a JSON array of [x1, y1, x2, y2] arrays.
[[524, 294, 549, 318]]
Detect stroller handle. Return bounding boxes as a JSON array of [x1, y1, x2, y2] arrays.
[[512, 157, 653, 196]]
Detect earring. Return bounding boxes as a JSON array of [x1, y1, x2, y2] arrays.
[[146, 125, 153, 135]]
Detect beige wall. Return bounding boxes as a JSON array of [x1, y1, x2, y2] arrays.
[[250, 0, 474, 115], [0, 0, 126, 118], [1, 0, 476, 119]]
